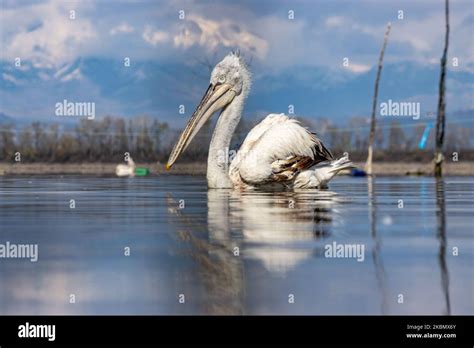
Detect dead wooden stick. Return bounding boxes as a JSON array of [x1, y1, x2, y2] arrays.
[[366, 22, 391, 175], [434, 0, 450, 177]]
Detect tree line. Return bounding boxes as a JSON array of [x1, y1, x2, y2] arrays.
[[0, 115, 472, 163]]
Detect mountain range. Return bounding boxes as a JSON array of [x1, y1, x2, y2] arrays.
[[1, 58, 473, 127]]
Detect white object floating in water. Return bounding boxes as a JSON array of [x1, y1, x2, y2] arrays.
[[116, 157, 136, 177], [382, 215, 393, 225]]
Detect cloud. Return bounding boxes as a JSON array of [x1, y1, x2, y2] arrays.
[[2, 73, 21, 85], [0, 0, 96, 68], [109, 22, 134, 36], [48, 59, 83, 82], [250, 16, 307, 70], [142, 25, 169, 46], [59, 67, 82, 82], [139, 14, 269, 60], [320, 9, 473, 72], [173, 15, 268, 60], [345, 63, 371, 74], [3, 0, 471, 74], [325, 16, 345, 28]]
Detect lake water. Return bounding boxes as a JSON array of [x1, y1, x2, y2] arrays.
[[0, 175, 472, 315]]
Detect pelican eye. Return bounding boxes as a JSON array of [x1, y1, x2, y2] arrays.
[[218, 75, 226, 84]]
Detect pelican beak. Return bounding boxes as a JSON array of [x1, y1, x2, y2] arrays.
[[166, 83, 236, 170]]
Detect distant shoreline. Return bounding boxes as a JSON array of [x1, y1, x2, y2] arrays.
[[0, 162, 472, 176]]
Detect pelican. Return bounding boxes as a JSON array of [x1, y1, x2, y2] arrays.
[[167, 52, 353, 189], [116, 156, 136, 177]]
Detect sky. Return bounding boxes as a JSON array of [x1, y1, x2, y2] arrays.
[[0, 0, 473, 126]]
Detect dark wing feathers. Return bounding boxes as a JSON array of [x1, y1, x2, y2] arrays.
[[310, 132, 334, 162], [270, 133, 333, 182]]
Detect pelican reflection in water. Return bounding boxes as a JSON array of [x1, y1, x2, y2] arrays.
[[167, 52, 353, 189], [169, 189, 341, 280], [208, 190, 341, 274], [166, 188, 342, 314]]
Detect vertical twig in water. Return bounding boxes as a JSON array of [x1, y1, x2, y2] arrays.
[[366, 22, 391, 175], [435, 177, 450, 314], [434, 0, 450, 177], [368, 177, 388, 313]]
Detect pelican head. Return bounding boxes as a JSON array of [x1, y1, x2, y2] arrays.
[[166, 52, 250, 170]]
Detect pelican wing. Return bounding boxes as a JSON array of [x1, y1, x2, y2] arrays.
[[230, 114, 333, 186]]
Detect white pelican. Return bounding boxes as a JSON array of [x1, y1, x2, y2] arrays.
[[116, 157, 136, 177], [167, 52, 353, 189]]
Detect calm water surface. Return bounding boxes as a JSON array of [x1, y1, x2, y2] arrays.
[[0, 175, 472, 315]]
